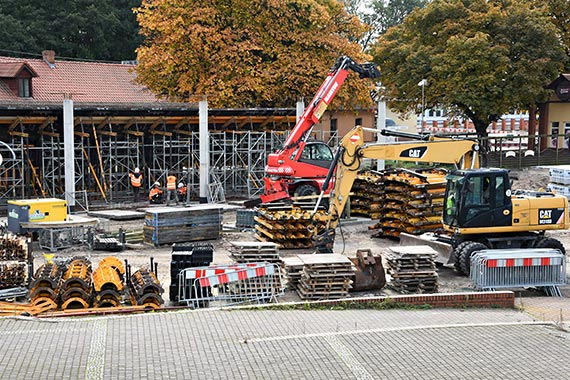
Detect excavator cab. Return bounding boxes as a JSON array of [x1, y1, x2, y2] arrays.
[[443, 169, 512, 229]]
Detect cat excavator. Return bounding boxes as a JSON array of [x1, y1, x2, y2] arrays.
[[312, 126, 568, 275]]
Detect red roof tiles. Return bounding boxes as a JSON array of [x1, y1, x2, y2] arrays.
[[0, 55, 161, 105]]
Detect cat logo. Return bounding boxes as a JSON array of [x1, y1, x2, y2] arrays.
[[538, 208, 564, 225], [400, 146, 427, 159]]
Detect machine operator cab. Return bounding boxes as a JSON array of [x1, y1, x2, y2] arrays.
[[295, 141, 334, 169], [443, 168, 512, 229]]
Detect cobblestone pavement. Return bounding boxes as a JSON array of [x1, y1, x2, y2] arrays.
[[516, 296, 570, 326], [0, 307, 569, 380]]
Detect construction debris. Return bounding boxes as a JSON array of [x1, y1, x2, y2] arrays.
[[143, 206, 223, 246], [385, 245, 439, 293], [254, 203, 327, 248], [350, 168, 447, 238]]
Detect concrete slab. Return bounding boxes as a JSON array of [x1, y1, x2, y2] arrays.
[[88, 209, 145, 220]]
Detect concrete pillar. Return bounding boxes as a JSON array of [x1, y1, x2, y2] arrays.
[[296, 99, 305, 122], [63, 95, 75, 207], [199, 99, 209, 203], [376, 97, 387, 171]]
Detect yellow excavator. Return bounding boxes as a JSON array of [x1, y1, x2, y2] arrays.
[[312, 126, 568, 275]]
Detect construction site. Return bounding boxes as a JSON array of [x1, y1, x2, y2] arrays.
[[0, 55, 568, 314]]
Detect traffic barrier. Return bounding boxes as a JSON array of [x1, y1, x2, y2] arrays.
[[470, 249, 566, 296], [177, 262, 284, 308]]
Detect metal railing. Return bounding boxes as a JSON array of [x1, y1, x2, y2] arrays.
[[177, 262, 285, 308], [470, 248, 567, 296]]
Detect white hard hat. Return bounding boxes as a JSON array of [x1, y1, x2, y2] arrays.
[[178, 182, 184, 188], [134, 167, 140, 173], [153, 182, 160, 187]]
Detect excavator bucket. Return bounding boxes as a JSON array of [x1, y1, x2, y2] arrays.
[[398, 232, 454, 265], [349, 249, 386, 291]]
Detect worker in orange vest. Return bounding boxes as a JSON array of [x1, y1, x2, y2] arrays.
[[149, 182, 163, 204], [129, 167, 143, 202], [166, 172, 178, 206]]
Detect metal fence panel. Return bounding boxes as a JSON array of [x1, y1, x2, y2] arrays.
[[470, 248, 567, 296]]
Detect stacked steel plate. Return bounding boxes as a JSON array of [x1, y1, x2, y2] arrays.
[[143, 205, 223, 246], [367, 168, 447, 238], [385, 245, 439, 293], [350, 171, 384, 219], [254, 203, 327, 248]]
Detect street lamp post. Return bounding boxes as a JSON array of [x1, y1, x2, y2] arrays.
[[418, 79, 427, 133]]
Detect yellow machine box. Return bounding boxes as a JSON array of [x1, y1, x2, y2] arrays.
[[7, 198, 68, 233]]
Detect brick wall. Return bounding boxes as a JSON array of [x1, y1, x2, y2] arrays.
[[307, 291, 515, 309]]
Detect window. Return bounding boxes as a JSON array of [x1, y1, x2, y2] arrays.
[[355, 118, 362, 127], [18, 78, 30, 98], [330, 118, 337, 134]]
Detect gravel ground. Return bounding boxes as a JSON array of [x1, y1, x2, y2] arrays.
[[23, 167, 569, 305]]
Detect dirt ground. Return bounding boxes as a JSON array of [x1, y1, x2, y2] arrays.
[[29, 167, 570, 305]]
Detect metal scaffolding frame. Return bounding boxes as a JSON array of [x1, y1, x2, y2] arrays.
[[0, 110, 303, 205]]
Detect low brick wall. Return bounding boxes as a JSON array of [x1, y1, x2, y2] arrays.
[[309, 291, 515, 309]]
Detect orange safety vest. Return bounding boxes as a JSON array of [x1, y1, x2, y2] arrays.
[[129, 173, 142, 187], [149, 187, 162, 200], [167, 175, 177, 190]]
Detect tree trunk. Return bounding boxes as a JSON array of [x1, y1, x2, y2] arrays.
[[472, 118, 489, 168]]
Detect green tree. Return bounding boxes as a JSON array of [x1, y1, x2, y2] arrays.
[[135, 0, 374, 108], [360, 0, 428, 50], [370, 0, 565, 142], [543, 0, 570, 68], [0, 0, 141, 61]]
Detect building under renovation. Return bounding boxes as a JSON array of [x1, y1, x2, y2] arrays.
[[0, 51, 314, 208]]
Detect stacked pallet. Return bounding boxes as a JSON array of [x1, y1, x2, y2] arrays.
[[230, 241, 280, 263], [0, 234, 30, 290], [254, 203, 327, 248], [350, 171, 384, 219], [294, 254, 355, 300], [385, 245, 439, 293], [370, 168, 447, 238], [143, 205, 223, 246], [280, 256, 304, 290]]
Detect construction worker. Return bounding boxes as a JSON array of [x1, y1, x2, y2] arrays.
[[149, 182, 163, 204], [129, 167, 143, 202], [177, 181, 187, 203], [166, 172, 178, 206]]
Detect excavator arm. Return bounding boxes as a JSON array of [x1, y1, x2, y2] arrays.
[[312, 126, 480, 251]]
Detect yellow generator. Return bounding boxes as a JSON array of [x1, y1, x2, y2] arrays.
[[7, 198, 68, 234]]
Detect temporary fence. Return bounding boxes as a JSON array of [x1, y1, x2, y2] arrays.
[[470, 248, 567, 296], [177, 262, 284, 308]]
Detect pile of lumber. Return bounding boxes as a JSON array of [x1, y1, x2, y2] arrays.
[[254, 203, 327, 248], [385, 245, 439, 293], [0, 234, 30, 290], [286, 254, 355, 300], [143, 205, 223, 246], [357, 168, 447, 238], [230, 241, 280, 263]]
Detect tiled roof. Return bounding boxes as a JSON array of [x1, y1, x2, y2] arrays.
[[0, 55, 163, 105]]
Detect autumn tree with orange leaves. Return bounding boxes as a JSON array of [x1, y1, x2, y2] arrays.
[[135, 0, 375, 109]]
